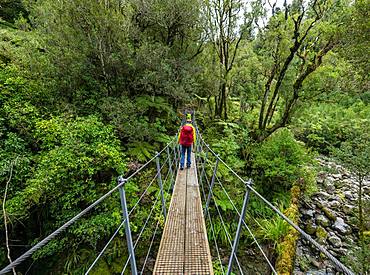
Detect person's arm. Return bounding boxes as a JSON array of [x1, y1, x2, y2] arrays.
[[178, 128, 182, 144]]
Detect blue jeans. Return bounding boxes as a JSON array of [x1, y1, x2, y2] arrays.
[[180, 145, 191, 168]]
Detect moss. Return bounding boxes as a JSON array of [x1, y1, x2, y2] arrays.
[[322, 207, 337, 221], [316, 226, 328, 244], [275, 184, 301, 275]]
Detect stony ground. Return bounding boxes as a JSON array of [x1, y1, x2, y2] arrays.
[[294, 157, 370, 274]]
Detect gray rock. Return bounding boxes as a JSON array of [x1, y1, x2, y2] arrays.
[[328, 235, 342, 247], [302, 209, 315, 218], [306, 221, 318, 235], [332, 174, 342, 180], [317, 214, 330, 227], [326, 184, 336, 194], [328, 200, 341, 209], [307, 269, 326, 274], [333, 217, 352, 235], [363, 186, 370, 195], [344, 191, 356, 200], [343, 204, 355, 215], [315, 191, 331, 200]]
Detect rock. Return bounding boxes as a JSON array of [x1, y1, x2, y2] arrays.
[[344, 191, 356, 200], [316, 214, 330, 227], [343, 204, 355, 215], [302, 209, 315, 218], [307, 269, 326, 274], [328, 235, 342, 247], [316, 226, 328, 244], [307, 255, 322, 268], [322, 207, 337, 221], [333, 217, 352, 235], [314, 191, 331, 201], [326, 184, 336, 194], [332, 174, 342, 180], [328, 200, 341, 209], [332, 247, 348, 255], [306, 221, 318, 235], [363, 186, 370, 195]]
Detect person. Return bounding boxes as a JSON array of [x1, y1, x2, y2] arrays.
[[178, 114, 196, 170]]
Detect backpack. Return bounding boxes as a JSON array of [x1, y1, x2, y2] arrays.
[[180, 125, 194, 146]]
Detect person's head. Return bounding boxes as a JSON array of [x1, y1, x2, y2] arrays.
[[186, 113, 192, 122]]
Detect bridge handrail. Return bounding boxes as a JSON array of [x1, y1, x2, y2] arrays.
[[195, 127, 354, 275], [0, 135, 178, 275]]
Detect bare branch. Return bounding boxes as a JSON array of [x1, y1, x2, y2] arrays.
[[2, 157, 19, 275]]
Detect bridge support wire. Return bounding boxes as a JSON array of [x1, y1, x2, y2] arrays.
[[202, 158, 244, 274], [196, 151, 225, 274], [214, 175, 277, 274], [195, 130, 354, 275]]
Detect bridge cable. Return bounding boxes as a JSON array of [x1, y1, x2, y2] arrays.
[[202, 161, 244, 274], [196, 154, 225, 274], [120, 156, 175, 274], [0, 137, 176, 275], [215, 175, 277, 274], [197, 134, 354, 275]]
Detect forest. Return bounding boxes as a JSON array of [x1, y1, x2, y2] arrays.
[[0, 0, 369, 274]]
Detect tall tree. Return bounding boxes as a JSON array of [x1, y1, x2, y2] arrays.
[[252, 0, 343, 141], [205, 0, 258, 119]]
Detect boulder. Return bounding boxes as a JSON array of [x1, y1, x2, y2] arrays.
[[343, 204, 355, 215], [322, 207, 337, 221], [328, 200, 341, 209], [328, 235, 342, 247], [316, 215, 330, 227], [326, 184, 336, 194], [306, 221, 318, 235], [333, 217, 352, 235]]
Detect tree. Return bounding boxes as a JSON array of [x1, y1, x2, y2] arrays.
[[204, 0, 260, 119], [251, 0, 343, 141]]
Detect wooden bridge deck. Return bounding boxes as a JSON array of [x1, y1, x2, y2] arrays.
[[153, 154, 213, 275]]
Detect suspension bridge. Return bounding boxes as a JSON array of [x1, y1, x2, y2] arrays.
[[0, 122, 355, 275]]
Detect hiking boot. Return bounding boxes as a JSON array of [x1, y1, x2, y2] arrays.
[[180, 167, 184, 170]]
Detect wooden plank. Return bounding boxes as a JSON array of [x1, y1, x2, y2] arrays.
[[154, 153, 213, 275]]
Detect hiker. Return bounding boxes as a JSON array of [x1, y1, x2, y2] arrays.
[[178, 114, 196, 170]]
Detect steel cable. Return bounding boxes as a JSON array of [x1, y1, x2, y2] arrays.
[[85, 218, 127, 274], [0, 137, 177, 275], [198, 135, 354, 275], [128, 155, 168, 216], [215, 175, 277, 274], [203, 169, 244, 274]]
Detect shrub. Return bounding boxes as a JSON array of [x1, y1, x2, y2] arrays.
[[251, 128, 312, 199]]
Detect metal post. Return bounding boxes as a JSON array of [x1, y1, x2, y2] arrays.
[[156, 152, 167, 220], [226, 179, 252, 275], [117, 177, 138, 275], [199, 149, 209, 187], [204, 157, 219, 217]]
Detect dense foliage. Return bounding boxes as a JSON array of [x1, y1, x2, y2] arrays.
[[1, 0, 368, 273]]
